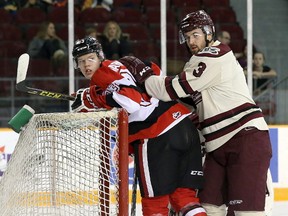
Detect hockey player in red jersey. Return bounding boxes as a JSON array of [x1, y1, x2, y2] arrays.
[[71, 36, 207, 216], [127, 10, 272, 216]]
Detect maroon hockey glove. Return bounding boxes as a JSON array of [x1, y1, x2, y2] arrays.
[[118, 56, 155, 85]]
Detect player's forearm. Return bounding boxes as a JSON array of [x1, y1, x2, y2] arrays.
[[145, 76, 175, 102]]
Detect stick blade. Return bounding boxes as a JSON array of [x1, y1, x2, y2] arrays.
[[17, 53, 30, 84]]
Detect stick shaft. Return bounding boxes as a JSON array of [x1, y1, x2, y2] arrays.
[[16, 81, 75, 101], [130, 158, 137, 216]]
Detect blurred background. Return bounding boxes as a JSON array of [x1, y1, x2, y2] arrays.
[[0, 0, 287, 126], [0, 0, 287, 214]]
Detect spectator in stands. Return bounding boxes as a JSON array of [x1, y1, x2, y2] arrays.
[[22, 0, 48, 12], [100, 21, 132, 60], [236, 43, 257, 69], [217, 30, 231, 45], [85, 26, 98, 38], [27, 21, 67, 69], [81, 0, 96, 10], [81, 0, 113, 11], [41, 0, 67, 8], [0, 0, 18, 13], [244, 51, 277, 94]]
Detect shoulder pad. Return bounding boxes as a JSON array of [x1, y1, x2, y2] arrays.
[[196, 43, 231, 58]]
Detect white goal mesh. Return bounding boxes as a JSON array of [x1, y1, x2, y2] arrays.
[[0, 109, 129, 216]]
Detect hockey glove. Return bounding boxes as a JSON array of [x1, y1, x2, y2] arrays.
[[118, 56, 155, 85], [71, 88, 97, 112]]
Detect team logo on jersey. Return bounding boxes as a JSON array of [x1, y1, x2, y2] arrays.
[[199, 46, 220, 55], [191, 91, 202, 105], [172, 111, 182, 119], [190, 170, 203, 176], [229, 200, 243, 205], [106, 82, 120, 94], [108, 61, 122, 72]]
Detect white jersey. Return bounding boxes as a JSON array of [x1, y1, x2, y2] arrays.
[[145, 41, 268, 152]]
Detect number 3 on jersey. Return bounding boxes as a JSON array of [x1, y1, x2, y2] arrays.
[[193, 62, 206, 77]]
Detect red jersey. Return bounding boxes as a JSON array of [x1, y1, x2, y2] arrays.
[[90, 60, 191, 143]]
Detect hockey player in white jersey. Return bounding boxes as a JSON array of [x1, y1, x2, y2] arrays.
[[129, 10, 272, 216]]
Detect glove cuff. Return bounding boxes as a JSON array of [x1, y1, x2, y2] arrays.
[[84, 87, 98, 108]]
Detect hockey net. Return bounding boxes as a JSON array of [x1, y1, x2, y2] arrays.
[[0, 109, 129, 216]]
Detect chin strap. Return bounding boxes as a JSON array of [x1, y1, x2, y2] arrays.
[[205, 35, 214, 47], [202, 25, 215, 47]]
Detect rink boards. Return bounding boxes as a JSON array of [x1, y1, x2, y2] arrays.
[[0, 126, 288, 201], [268, 125, 288, 201]]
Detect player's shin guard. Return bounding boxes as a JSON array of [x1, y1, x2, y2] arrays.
[[170, 188, 200, 212], [202, 203, 227, 216], [169, 188, 207, 216], [142, 195, 169, 216], [234, 211, 265, 216]]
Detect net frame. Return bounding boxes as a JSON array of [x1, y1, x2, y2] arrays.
[[0, 109, 129, 216]]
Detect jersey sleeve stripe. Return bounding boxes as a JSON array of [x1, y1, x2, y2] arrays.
[[165, 76, 179, 100], [165, 72, 196, 100], [178, 71, 195, 95]]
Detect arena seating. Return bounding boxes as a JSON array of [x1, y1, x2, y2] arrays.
[[0, 0, 245, 76], [47, 7, 79, 25], [122, 25, 150, 41], [0, 0, 248, 127], [0, 8, 14, 23], [0, 41, 27, 59], [78, 8, 111, 24], [16, 8, 47, 24], [112, 7, 145, 25], [171, 0, 202, 8]]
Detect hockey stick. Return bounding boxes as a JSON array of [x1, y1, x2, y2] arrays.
[[16, 53, 75, 101], [130, 157, 137, 216]]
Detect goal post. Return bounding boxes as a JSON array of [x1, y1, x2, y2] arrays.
[[0, 108, 129, 216]]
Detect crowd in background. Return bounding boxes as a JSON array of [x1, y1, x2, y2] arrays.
[[217, 30, 277, 95], [25, 19, 132, 67], [0, 0, 278, 124], [0, 0, 67, 13], [1, 0, 131, 59], [1, 0, 276, 78]]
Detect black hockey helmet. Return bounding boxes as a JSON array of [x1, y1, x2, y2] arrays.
[[179, 10, 215, 44], [72, 36, 105, 68]]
